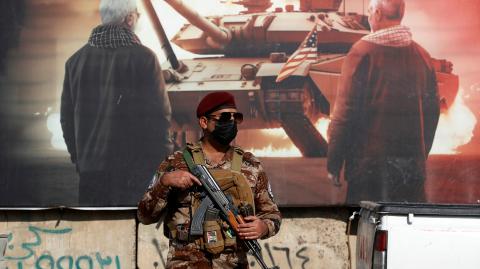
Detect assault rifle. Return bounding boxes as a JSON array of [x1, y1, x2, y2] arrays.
[[183, 151, 278, 269]]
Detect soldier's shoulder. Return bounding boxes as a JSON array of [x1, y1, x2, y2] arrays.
[[166, 151, 185, 161], [241, 150, 262, 167], [158, 151, 187, 171]]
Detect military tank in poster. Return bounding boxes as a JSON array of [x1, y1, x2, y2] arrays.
[[144, 0, 458, 157]]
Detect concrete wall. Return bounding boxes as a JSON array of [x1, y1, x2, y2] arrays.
[[0, 210, 136, 269], [0, 208, 356, 269], [138, 208, 353, 269], [1, 233, 7, 269]]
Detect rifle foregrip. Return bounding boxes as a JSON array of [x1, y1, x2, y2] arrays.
[[227, 211, 239, 231], [236, 214, 246, 224]]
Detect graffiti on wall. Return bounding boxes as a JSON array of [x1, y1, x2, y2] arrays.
[[3, 226, 121, 269], [148, 239, 313, 269], [248, 243, 310, 269]]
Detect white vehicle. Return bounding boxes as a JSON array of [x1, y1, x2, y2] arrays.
[[356, 201, 480, 269]]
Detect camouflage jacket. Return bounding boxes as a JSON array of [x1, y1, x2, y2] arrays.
[[137, 145, 281, 268]]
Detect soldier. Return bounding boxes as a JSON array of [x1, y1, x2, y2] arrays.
[[138, 91, 281, 269]]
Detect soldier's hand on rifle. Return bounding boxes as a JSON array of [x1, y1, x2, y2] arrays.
[[160, 170, 202, 189], [238, 216, 268, 240]]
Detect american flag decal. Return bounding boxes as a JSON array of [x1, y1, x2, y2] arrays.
[[275, 25, 319, 83]]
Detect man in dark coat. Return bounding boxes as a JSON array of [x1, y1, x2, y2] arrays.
[[60, 0, 172, 206], [327, 0, 440, 204]]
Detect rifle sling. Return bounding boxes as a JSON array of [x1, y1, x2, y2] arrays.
[[182, 149, 196, 172]]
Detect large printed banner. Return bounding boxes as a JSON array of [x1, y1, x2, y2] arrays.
[[0, 0, 479, 207]]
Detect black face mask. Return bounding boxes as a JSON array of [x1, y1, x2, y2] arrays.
[[211, 120, 237, 145]]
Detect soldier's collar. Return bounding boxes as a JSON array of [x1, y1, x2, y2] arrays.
[[197, 140, 234, 168]]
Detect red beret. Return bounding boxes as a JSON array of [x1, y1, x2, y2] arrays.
[[196, 91, 237, 118]]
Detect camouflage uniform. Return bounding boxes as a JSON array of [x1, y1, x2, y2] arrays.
[[137, 144, 282, 269]]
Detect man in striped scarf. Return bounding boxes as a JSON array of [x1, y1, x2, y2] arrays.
[[327, 0, 440, 204], [61, 0, 172, 206]]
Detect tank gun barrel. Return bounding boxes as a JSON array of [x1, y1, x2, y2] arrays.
[[142, 0, 184, 71], [164, 0, 232, 47]]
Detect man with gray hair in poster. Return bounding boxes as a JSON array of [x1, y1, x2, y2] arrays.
[[61, 0, 172, 206], [327, 0, 440, 204]]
